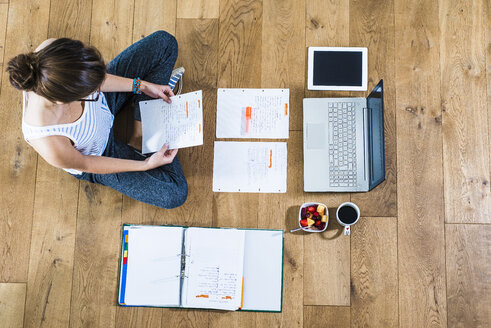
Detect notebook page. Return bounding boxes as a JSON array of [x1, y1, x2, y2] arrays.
[[241, 230, 284, 311], [140, 90, 203, 153], [216, 88, 289, 138], [182, 228, 245, 310], [213, 141, 287, 193], [122, 226, 183, 306]]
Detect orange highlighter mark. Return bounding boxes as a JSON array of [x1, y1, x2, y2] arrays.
[[196, 295, 209, 298], [284, 103, 288, 116], [221, 296, 232, 300], [245, 106, 252, 133], [198, 99, 201, 108], [240, 277, 244, 309], [199, 124, 202, 133], [268, 149, 273, 168], [186, 101, 189, 118]]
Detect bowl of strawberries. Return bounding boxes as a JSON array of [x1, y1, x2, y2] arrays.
[[298, 202, 328, 232]]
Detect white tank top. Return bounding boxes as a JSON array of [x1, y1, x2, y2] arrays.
[[22, 91, 114, 175]]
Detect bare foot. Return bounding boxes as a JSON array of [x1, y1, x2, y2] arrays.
[[128, 120, 142, 151]]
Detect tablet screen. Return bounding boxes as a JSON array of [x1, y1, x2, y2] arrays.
[[313, 51, 363, 87]]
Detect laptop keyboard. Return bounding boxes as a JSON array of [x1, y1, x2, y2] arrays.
[[328, 102, 357, 187]]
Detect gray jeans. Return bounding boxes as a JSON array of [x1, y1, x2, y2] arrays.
[[74, 31, 188, 209]]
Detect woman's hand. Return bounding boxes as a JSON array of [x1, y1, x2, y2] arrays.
[[141, 81, 175, 103], [144, 143, 178, 170]]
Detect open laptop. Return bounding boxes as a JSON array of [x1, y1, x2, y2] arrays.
[[303, 80, 385, 192]]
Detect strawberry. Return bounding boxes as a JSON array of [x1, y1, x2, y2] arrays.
[[300, 219, 308, 227], [314, 220, 321, 226], [308, 206, 316, 213], [314, 211, 319, 217]]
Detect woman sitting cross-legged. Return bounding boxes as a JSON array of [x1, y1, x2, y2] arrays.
[[7, 30, 188, 209]]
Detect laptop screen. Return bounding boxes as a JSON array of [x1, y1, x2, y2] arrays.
[[367, 80, 385, 190]]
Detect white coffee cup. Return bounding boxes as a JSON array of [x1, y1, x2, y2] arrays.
[[336, 202, 360, 236]]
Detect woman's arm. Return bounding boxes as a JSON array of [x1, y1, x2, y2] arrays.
[[29, 136, 177, 174], [101, 73, 175, 103]]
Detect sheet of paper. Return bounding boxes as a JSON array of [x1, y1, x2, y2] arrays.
[[213, 141, 287, 193], [216, 88, 289, 138], [182, 228, 245, 311], [241, 230, 284, 311], [140, 90, 203, 153], [121, 226, 184, 307]]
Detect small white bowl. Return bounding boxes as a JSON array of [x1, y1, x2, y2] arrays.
[[298, 202, 329, 232]]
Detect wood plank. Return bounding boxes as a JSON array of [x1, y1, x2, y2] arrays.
[[213, 0, 263, 230], [0, 3, 8, 67], [394, 0, 447, 326], [304, 0, 351, 306], [350, 217, 398, 327], [488, 0, 491, 173], [0, 0, 50, 283], [256, 131, 304, 328], [177, 0, 219, 19], [349, 0, 397, 217], [440, 0, 491, 223], [303, 221, 350, 306], [0, 283, 26, 328], [218, 0, 262, 89], [89, 0, 134, 59], [24, 165, 79, 327], [210, 1, 262, 326], [446, 224, 491, 328], [69, 183, 122, 328], [303, 306, 350, 328], [116, 18, 218, 327], [23, 1, 92, 326], [69, 1, 134, 327], [259, 4, 306, 324], [306, 0, 349, 47], [47, 0, 92, 43], [262, 0, 305, 130], [133, 0, 176, 41]]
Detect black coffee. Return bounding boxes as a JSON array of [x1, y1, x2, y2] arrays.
[[338, 206, 358, 224]]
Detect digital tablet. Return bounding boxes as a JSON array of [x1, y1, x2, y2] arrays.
[[307, 47, 368, 91]]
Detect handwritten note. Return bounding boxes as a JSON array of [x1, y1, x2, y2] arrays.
[[140, 90, 203, 153], [213, 141, 287, 193], [216, 88, 289, 138], [182, 228, 245, 311]]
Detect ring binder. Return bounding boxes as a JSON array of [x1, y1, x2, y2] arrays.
[[118, 225, 284, 312]]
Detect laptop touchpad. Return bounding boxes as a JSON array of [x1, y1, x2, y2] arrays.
[[307, 124, 326, 149]]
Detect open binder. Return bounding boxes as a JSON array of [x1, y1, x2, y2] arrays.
[[118, 225, 284, 312]]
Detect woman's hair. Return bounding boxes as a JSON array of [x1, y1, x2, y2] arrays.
[[6, 38, 106, 103]]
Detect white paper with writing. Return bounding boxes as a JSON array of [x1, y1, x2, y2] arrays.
[[213, 141, 287, 193], [122, 226, 184, 306], [182, 228, 245, 311], [216, 88, 289, 138], [140, 90, 203, 153]]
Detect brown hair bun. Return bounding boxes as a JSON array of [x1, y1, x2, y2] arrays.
[[6, 38, 106, 103], [7, 52, 39, 91]]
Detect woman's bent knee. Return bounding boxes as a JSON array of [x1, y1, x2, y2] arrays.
[[150, 30, 177, 49], [157, 179, 188, 209]]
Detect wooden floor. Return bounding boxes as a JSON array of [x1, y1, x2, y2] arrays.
[[0, 0, 489, 327]]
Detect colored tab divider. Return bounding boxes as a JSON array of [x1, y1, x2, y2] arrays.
[[119, 229, 129, 305]]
